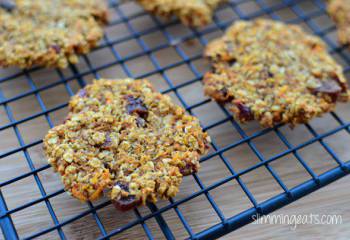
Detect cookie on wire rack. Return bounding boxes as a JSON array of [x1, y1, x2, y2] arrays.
[[44, 79, 210, 210], [328, 0, 350, 48], [0, 0, 108, 69], [203, 19, 349, 128], [135, 0, 226, 27]]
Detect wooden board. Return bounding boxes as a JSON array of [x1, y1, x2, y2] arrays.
[[0, 1, 349, 239]]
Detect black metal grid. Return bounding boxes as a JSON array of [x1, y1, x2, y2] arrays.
[[0, 0, 350, 239]]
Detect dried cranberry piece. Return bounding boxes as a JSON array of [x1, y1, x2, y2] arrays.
[[220, 87, 228, 97], [217, 87, 233, 103], [179, 163, 198, 176], [125, 95, 148, 119], [210, 65, 218, 73], [115, 181, 129, 192], [228, 58, 237, 66], [268, 71, 274, 78], [330, 73, 347, 92], [135, 117, 146, 128], [51, 45, 61, 54], [103, 162, 109, 168], [112, 195, 141, 211], [315, 80, 341, 94], [0, 0, 16, 12], [235, 102, 254, 121], [101, 133, 112, 148], [112, 182, 141, 211], [309, 78, 342, 102]]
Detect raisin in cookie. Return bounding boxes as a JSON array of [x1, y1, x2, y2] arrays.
[[328, 0, 350, 47], [203, 19, 349, 127], [136, 0, 225, 27], [44, 79, 210, 210], [0, 0, 107, 69]]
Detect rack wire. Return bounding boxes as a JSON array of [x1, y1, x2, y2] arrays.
[[0, 0, 350, 239]]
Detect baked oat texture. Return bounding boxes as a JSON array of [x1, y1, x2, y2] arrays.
[[136, 0, 225, 27], [204, 19, 349, 127], [328, 0, 350, 47], [44, 79, 210, 210], [0, 0, 107, 69]]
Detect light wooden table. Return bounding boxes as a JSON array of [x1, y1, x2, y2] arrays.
[[0, 0, 349, 239], [223, 176, 350, 240]]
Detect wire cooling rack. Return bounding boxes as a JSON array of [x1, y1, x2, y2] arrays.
[[0, 0, 350, 239]]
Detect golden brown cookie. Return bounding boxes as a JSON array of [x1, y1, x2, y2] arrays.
[[0, 0, 108, 69], [136, 0, 226, 27], [203, 19, 349, 127], [328, 0, 350, 47], [44, 79, 210, 210]]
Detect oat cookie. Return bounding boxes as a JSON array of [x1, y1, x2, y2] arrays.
[[328, 0, 350, 47], [136, 0, 225, 27], [0, 0, 107, 69], [204, 19, 349, 127], [44, 79, 210, 210]]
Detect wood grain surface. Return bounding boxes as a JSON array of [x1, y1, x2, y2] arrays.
[[0, 1, 350, 239]]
